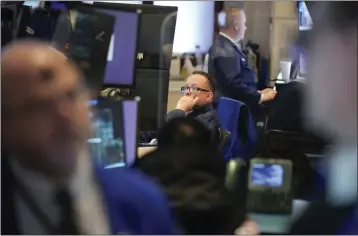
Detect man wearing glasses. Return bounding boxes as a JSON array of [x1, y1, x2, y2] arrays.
[[139, 71, 219, 145], [167, 71, 219, 140]]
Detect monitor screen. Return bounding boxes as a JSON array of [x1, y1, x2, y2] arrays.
[[88, 100, 126, 168], [67, 8, 115, 96], [23, 1, 41, 8], [88, 99, 138, 168], [83, 1, 142, 4], [96, 8, 139, 87], [49, 2, 67, 10], [298, 1, 313, 31], [251, 163, 284, 187]]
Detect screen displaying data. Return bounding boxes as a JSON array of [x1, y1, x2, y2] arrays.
[[298, 1, 313, 31], [88, 100, 126, 168], [251, 163, 284, 187], [96, 9, 139, 86], [87, 99, 138, 168]]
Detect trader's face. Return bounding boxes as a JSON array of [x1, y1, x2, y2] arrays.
[[2, 49, 92, 173], [184, 74, 213, 106], [305, 28, 357, 143]]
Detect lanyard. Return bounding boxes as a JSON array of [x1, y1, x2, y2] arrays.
[[13, 175, 57, 234]]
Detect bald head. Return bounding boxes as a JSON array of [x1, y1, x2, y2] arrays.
[[218, 8, 247, 41], [2, 40, 91, 180], [219, 8, 243, 29], [2, 40, 81, 109]]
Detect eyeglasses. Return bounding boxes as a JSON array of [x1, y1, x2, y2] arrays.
[[181, 86, 210, 94]]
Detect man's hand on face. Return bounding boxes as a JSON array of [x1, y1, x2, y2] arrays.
[[176, 96, 199, 112]]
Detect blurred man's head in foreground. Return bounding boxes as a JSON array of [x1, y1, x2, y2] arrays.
[[1, 40, 92, 179], [305, 2, 357, 145], [157, 117, 212, 148]]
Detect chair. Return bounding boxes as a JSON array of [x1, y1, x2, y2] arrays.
[[218, 128, 231, 150], [261, 130, 327, 200], [217, 97, 257, 160]]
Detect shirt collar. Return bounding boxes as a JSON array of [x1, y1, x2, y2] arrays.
[[219, 32, 240, 48]]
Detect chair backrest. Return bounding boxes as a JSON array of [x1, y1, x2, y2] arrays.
[[261, 130, 327, 199], [217, 97, 257, 160], [264, 130, 327, 155], [218, 128, 231, 150]]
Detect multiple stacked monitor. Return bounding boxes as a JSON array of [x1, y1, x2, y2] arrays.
[[2, 1, 178, 168]]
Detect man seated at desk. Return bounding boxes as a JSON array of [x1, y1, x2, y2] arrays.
[[140, 71, 219, 145]]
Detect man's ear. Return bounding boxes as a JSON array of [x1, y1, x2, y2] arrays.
[[207, 91, 214, 101]]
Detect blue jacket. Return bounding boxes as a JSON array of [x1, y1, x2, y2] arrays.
[[209, 34, 261, 108], [1, 156, 178, 235], [95, 167, 178, 234]]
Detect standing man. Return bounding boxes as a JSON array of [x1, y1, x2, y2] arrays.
[[1, 40, 177, 235], [209, 8, 276, 113]]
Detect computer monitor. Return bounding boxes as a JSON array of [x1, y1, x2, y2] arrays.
[[88, 99, 126, 168], [247, 158, 293, 214], [251, 163, 284, 187], [122, 98, 139, 166], [15, 5, 63, 41], [88, 98, 139, 168], [92, 2, 177, 70], [133, 69, 170, 131], [67, 6, 115, 96], [23, 1, 41, 8], [298, 1, 313, 31], [93, 6, 141, 88]]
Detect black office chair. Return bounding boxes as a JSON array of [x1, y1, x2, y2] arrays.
[[260, 130, 327, 200]]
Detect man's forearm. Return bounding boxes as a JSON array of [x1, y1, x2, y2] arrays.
[[166, 109, 186, 122]]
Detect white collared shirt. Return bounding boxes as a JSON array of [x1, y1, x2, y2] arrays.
[[11, 151, 110, 234], [219, 32, 264, 104], [219, 32, 239, 47]]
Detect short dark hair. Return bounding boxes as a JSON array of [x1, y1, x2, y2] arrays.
[[191, 70, 216, 92]]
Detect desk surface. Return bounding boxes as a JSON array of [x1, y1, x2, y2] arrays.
[[137, 146, 157, 158]]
